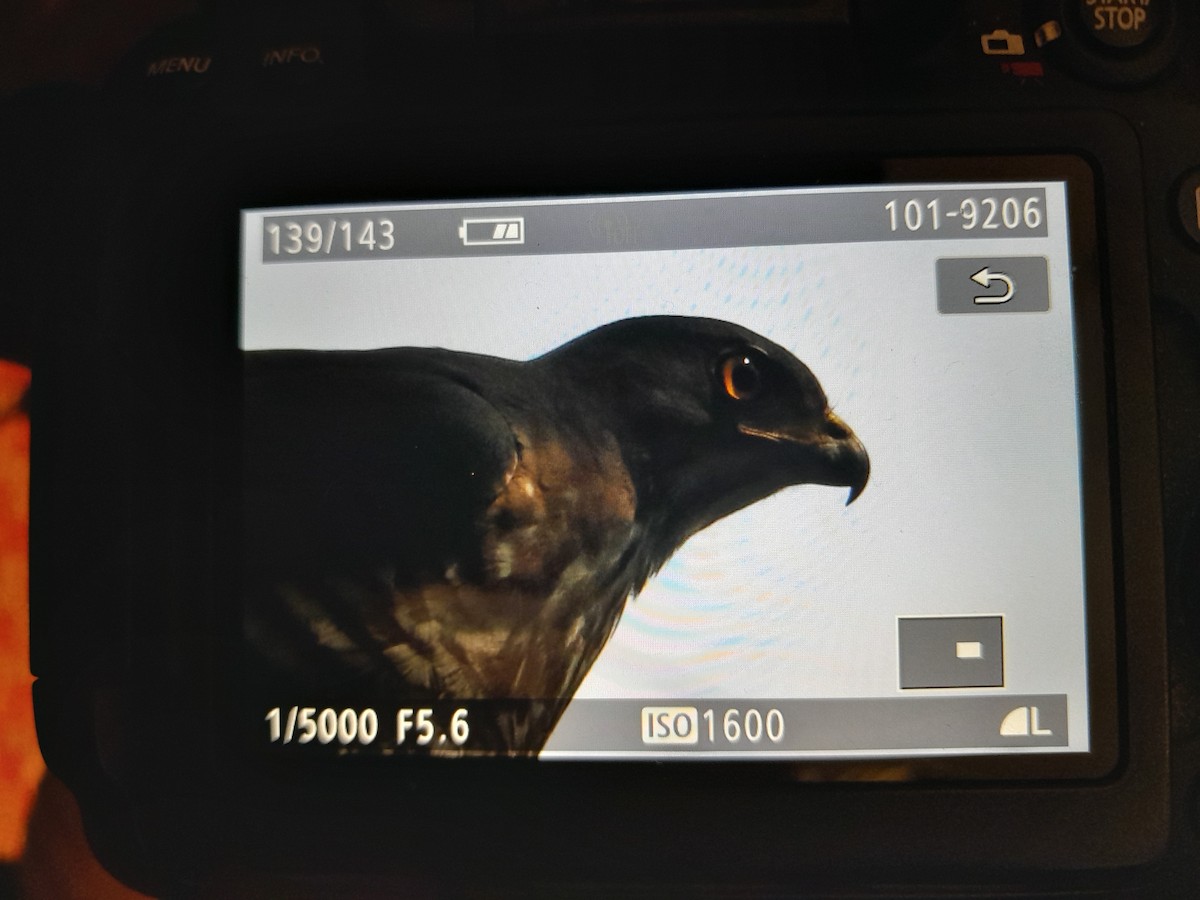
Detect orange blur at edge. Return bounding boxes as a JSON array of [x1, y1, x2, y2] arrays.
[[0, 359, 38, 861]]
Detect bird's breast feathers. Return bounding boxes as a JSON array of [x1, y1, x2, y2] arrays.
[[479, 426, 637, 585], [387, 424, 641, 699]]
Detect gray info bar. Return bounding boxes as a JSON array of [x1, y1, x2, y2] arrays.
[[260, 188, 1050, 263], [546, 695, 1068, 754]]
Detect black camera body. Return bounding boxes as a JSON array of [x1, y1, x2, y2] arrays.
[[12, 2, 1200, 895]]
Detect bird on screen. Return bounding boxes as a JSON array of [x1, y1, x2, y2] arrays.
[[243, 316, 868, 754]]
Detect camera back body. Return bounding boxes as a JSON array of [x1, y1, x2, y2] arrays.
[[15, 1, 1200, 895]]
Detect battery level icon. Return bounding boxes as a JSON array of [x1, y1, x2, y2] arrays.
[[459, 216, 525, 246]]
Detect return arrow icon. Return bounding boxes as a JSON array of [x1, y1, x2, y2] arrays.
[[971, 267, 1015, 305]]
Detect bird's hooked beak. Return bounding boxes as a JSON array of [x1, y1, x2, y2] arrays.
[[737, 409, 870, 505], [827, 411, 870, 505]]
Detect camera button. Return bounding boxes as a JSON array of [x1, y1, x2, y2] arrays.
[[1177, 170, 1200, 248], [1076, 0, 1165, 50], [109, 14, 219, 99]]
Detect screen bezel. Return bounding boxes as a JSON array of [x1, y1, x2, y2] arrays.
[[29, 107, 1169, 882]]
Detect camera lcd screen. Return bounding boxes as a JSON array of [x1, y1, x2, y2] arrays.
[[239, 180, 1105, 763]]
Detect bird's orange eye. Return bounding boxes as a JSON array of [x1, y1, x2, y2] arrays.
[[720, 353, 762, 400]]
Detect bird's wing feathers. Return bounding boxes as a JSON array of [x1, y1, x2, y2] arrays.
[[243, 351, 519, 586]]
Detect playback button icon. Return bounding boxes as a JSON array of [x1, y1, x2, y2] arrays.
[[936, 257, 1049, 314]]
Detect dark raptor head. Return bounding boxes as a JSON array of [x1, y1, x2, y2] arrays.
[[537, 316, 869, 557]]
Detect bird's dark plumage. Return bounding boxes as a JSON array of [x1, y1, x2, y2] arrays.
[[244, 316, 869, 754]]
